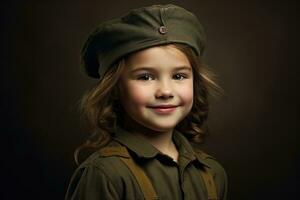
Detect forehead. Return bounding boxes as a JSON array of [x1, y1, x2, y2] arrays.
[[125, 44, 191, 70]]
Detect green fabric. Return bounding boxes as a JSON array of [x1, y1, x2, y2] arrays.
[[65, 127, 228, 200], [81, 4, 206, 78]]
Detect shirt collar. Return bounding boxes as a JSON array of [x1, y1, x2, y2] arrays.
[[113, 126, 160, 158], [113, 126, 211, 168], [172, 130, 211, 168]]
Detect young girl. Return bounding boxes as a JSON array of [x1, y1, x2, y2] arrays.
[[65, 4, 227, 200]]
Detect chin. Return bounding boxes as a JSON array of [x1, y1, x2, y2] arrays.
[[145, 123, 177, 132]]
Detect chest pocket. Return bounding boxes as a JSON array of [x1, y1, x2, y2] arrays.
[[98, 146, 217, 200]]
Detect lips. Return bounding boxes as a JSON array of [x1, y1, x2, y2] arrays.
[[147, 105, 178, 114]]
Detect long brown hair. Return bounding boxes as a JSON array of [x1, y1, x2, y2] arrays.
[[75, 43, 223, 164]]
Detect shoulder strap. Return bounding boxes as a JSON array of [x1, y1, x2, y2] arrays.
[[120, 157, 158, 200], [98, 146, 158, 200], [194, 148, 218, 200], [200, 166, 218, 200]]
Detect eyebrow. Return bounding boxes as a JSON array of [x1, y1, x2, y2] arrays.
[[130, 66, 192, 73]]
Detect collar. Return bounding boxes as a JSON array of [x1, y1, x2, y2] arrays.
[[113, 126, 212, 168], [113, 126, 160, 158], [172, 129, 212, 168]]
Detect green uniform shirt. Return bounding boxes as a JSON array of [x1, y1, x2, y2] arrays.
[[65, 127, 228, 200]]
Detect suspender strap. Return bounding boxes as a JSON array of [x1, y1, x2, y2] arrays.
[[194, 148, 218, 200], [200, 166, 218, 200], [120, 157, 158, 200], [98, 146, 158, 200]]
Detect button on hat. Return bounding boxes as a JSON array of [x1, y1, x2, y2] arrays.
[[158, 26, 167, 34], [81, 4, 206, 78]]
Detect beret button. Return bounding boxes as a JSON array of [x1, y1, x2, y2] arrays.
[[158, 26, 167, 34]]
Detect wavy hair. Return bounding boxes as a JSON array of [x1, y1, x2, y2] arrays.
[[74, 43, 223, 164]]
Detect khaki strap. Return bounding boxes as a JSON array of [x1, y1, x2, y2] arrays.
[[98, 146, 158, 200], [193, 148, 218, 200], [120, 157, 158, 200], [98, 146, 130, 158], [200, 166, 218, 200]]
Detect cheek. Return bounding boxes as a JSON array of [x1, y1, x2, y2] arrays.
[[121, 82, 150, 106], [178, 81, 194, 105]]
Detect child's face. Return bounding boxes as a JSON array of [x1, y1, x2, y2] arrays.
[[118, 45, 193, 133]]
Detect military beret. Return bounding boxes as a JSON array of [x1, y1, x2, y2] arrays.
[[81, 4, 206, 78]]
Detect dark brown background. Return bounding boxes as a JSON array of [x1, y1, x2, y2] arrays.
[[1, 0, 299, 199]]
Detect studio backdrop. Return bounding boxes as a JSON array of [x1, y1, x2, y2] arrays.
[[1, 0, 299, 199]]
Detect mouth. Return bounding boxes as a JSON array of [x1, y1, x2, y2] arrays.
[[147, 105, 178, 114]]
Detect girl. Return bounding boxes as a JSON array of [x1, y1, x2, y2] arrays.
[[65, 4, 228, 200]]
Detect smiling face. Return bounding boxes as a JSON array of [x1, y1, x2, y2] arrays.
[[118, 44, 194, 133]]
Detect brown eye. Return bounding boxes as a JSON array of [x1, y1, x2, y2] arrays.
[[173, 74, 187, 80], [137, 74, 154, 81]]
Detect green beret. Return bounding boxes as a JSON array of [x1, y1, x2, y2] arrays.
[[81, 4, 206, 78]]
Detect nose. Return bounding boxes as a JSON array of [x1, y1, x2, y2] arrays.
[[155, 79, 174, 99]]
